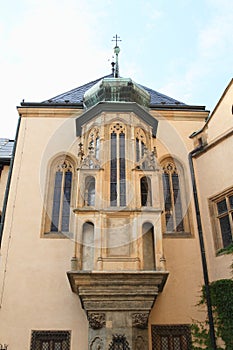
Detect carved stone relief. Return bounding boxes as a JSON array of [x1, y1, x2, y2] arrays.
[[135, 336, 145, 350], [90, 336, 103, 350], [132, 313, 148, 329], [88, 313, 106, 330]]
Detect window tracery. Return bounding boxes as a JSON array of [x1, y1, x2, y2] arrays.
[[110, 122, 126, 207], [50, 158, 74, 233], [135, 128, 146, 163], [162, 159, 184, 233]]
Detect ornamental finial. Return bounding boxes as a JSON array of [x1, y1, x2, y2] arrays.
[[112, 34, 121, 78]]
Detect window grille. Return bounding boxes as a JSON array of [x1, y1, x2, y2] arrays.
[[30, 331, 71, 350], [151, 325, 191, 350]]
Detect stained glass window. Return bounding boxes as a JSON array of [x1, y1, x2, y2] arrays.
[[162, 161, 184, 233], [110, 126, 126, 207], [50, 160, 73, 233]]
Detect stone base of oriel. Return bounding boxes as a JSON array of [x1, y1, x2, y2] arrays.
[[67, 271, 168, 349]]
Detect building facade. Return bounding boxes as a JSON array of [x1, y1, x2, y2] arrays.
[[0, 48, 232, 349]]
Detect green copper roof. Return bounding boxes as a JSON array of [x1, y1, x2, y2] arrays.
[[83, 77, 151, 109]]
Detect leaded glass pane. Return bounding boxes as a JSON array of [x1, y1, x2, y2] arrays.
[[51, 171, 62, 232], [141, 141, 145, 157], [219, 216, 232, 247], [229, 195, 233, 209], [95, 137, 100, 160], [217, 199, 227, 214], [61, 171, 72, 232], [136, 138, 140, 162], [110, 133, 117, 206], [119, 133, 126, 206], [141, 177, 148, 206]]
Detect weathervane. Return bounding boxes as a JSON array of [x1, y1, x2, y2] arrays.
[[112, 34, 121, 78]]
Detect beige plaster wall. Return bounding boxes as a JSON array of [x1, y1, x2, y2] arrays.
[[0, 105, 209, 349], [207, 81, 233, 143], [193, 135, 233, 281], [0, 114, 88, 349], [0, 165, 9, 211]]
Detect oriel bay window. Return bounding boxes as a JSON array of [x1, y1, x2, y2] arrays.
[[110, 123, 126, 207]]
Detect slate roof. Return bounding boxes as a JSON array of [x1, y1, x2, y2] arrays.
[[0, 138, 14, 163], [41, 74, 186, 106]]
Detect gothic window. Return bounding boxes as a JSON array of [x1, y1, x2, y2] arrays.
[[151, 325, 192, 350], [85, 176, 95, 206], [82, 222, 94, 270], [161, 159, 185, 233], [50, 159, 73, 232], [110, 123, 126, 207], [142, 223, 155, 270], [30, 330, 71, 350], [210, 188, 233, 250], [44, 157, 75, 235], [135, 128, 146, 162], [140, 176, 152, 206]]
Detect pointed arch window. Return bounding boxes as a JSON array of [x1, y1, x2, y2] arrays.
[[162, 159, 185, 233], [142, 222, 155, 270], [82, 222, 94, 270], [110, 123, 126, 207], [85, 176, 95, 206], [140, 176, 152, 206], [50, 159, 74, 233], [135, 128, 146, 162]]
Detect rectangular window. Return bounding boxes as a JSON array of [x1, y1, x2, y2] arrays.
[[151, 325, 191, 350], [30, 331, 71, 350], [210, 189, 233, 250]]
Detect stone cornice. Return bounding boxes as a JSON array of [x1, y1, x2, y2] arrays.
[[67, 271, 168, 312]]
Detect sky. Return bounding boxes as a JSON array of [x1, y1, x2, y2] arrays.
[[0, 0, 232, 139]]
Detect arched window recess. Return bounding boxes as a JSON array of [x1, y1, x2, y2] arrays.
[[49, 158, 74, 233], [140, 176, 152, 207], [110, 122, 126, 207], [84, 176, 95, 207], [161, 158, 189, 234]]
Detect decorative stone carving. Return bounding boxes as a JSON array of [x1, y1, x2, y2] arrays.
[[136, 147, 158, 170], [88, 313, 106, 330], [80, 145, 100, 169], [90, 336, 103, 350], [135, 336, 145, 350], [108, 334, 130, 350], [132, 313, 149, 329]]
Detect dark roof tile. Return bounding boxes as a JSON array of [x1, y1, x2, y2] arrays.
[[41, 74, 186, 106], [0, 138, 14, 160]]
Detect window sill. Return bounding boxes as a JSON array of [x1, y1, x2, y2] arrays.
[[163, 232, 193, 238], [216, 242, 233, 256], [43, 231, 73, 239]]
